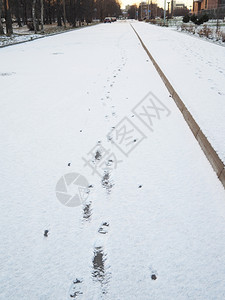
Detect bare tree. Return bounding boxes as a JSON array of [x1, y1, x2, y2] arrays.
[[56, 0, 62, 26], [40, 0, 44, 32], [32, 0, 37, 33], [95, 0, 121, 21], [0, 0, 4, 35], [63, 0, 66, 28], [15, 0, 22, 27], [4, 0, 13, 35]]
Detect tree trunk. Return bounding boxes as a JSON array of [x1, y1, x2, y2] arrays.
[[0, 0, 4, 35], [71, 0, 77, 27], [15, 0, 22, 27], [46, 0, 52, 24], [40, 0, 44, 32], [62, 0, 66, 28], [22, 0, 28, 25], [57, 0, 62, 26], [32, 0, 37, 33], [4, 0, 13, 35]]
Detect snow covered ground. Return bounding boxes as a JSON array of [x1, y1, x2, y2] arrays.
[[0, 23, 100, 48], [132, 21, 225, 164], [0, 21, 225, 300], [0, 33, 42, 47]]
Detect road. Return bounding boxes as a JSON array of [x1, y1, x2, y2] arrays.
[[0, 21, 225, 300]]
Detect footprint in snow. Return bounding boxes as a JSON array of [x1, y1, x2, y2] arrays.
[[98, 222, 109, 234], [69, 278, 84, 298], [82, 201, 93, 222], [95, 150, 102, 161], [107, 133, 113, 141], [101, 171, 114, 192], [92, 246, 110, 295]]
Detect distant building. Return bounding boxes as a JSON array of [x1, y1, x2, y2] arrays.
[[138, 2, 163, 20], [170, 1, 189, 16], [193, 0, 217, 13], [193, 0, 225, 16], [139, 2, 149, 20], [175, 3, 186, 9], [173, 1, 186, 10], [121, 9, 128, 18]]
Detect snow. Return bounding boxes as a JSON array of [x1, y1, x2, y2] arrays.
[[0, 21, 225, 300], [0, 24, 86, 47], [0, 33, 42, 47], [132, 21, 225, 164], [176, 22, 225, 45]]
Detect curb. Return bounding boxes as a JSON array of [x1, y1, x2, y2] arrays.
[[131, 24, 225, 189]]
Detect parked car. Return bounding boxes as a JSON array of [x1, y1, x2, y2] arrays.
[[104, 17, 111, 23], [111, 17, 117, 22]]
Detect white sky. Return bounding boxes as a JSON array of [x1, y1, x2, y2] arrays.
[[121, 0, 193, 9]]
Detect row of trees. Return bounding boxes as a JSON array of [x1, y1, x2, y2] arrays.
[[0, 0, 121, 35]]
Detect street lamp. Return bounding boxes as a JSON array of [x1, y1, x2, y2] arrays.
[[164, 0, 166, 25], [167, 1, 170, 18], [171, 0, 174, 18]]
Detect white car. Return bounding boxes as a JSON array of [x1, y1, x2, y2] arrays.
[[104, 17, 111, 23]]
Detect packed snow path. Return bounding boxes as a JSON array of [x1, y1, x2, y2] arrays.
[[0, 21, 225, 300], [132, 22, 225, 164]]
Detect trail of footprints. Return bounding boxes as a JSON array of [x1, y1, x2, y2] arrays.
[[69, 48, 158, 298], [101, 51, 128, 123], [69, 145, 113, 298], [69, 221, 110, 298]]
